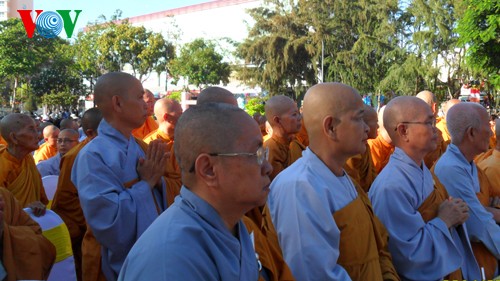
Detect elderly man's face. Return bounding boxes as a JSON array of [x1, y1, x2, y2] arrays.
[[16, 118, 39, 152], [215, 117, 273, 211], [279, 103, 302, 135], [335, 99, 370, 156], [474, 110, 493, 153], [120, 80, 148, 130]]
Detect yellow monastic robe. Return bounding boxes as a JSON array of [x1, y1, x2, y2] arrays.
[[333, 184, 399, 281], [344, 143, 377, 192], [0, 187, 56, 281], [477, 149, 500, 192], [242, 216, 295, 281], [0, 146, 48, 207], [436, 118, 451, 146], [143, 129, 181, 206], [368, 134, 395, 174], [0, 135, 7, 146], [264, 135, 291, 181], [51, 137, 91, 281], [424, 128, 446, 168], [34, 142, 58, 164], [131, 116, 158, 139]]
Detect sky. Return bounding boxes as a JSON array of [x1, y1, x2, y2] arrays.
[[34, 0, 210, 32]]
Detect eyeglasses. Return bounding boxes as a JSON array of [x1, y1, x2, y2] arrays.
[[57, 138, 78, 144], [189, 146, 269, 173], [394, 120, 436, 131]]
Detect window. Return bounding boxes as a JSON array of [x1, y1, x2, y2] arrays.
[[0, 1, 4, 7]]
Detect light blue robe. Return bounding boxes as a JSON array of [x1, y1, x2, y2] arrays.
[[435, 144, 500, 264], [36, 152, 61, 177], [268, 148, 352, 281], [369, 148, 480, 281], [118, 186, 259, 281], [72, 119, 167, 280]]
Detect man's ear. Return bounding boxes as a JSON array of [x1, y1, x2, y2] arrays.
[[324, 116, 337, 140], [111, 95, 122, 112], [195, 154, 217, 187]]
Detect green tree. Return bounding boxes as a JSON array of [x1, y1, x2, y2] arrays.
[[41, 90, 79, 110], [0, 19, 60, 110], [456, 0, 500, 89], [169, 38, 231, 90], [245, 96, 267, 117]]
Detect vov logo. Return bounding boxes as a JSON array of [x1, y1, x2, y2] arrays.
[[17, 10, 82, 39]]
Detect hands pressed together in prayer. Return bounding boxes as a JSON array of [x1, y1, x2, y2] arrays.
[[27, 200, 46, 217], [438, 197, 469, 228], [137, 139, 169, 189]]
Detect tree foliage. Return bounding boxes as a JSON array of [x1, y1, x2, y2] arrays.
[[456, 0, 500, 89], [169, 38, 231, 89]]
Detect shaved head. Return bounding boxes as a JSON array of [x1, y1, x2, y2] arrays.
[[363, 105, 378, 139], [303, 82, 366, 155], [0, 113, 33, 141], [384, 96, 433, 144], [81, 108, 103, 136], [60, 118, 77, 130], [94, 72, 142, 117], [144, 89, 155, 116], [265, 95, 295, 126], [447, 102, 488, 144], [175, 103, 252, 183], [43, 125, 59, 138], [443, 99, 460, 117], [154, 98, 182, 138], [416, 90, 436, 106], [197, 87, 237, 106]]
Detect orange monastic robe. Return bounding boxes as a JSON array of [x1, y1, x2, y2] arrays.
[[51, 137, 91, 281], [34, 142, 58, 164], [344, 143, 377, 192], [242, 216, 295, 281], [477, 150, 500, 198], [264, 135, 291, 181], [131, 116, 158, 139], [436, 118, 451, 146], [143, 129, 181, 206], [0, 135, 7, 146], [368, 134, 395, 174], [0, 146, 48, 207], [0, 187, 56, 281], [289, 121, 309, 165], [333, 184, 399, 281]]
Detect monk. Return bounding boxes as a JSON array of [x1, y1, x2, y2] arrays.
[[0, 187, 56, 280], [131, 89, 158, 139], [269, 82, 399, 281], [369, 96, 479, 280], [435, 102, 500, 279], [197, 86, 295, 281], [264, 95, 301, 180], [416, 90, 447, 168], [488, 114, 497, 149], [37, 129, 79, 177], [143, 98, 183, 206], [344, 104, 378, 192], [0, 113, 48, 215], [60, 118, 79, 131], [368, 105, 395, 173], [34, 124, 60, 164], [119, 103, 271, 280], [289, 118, 308, 164], [477, 119, 500, 200], [435, 99, 460, 146], [51, 108, 103, 281], [72, 73, 168, 280]]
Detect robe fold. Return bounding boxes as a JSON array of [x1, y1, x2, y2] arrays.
[[435, 118, 451, 146], [34, 142, 58, 164], [131, 116, 158, 140], [344, 143, 377, 192], [477, 149, 500, 192], [0, 187, 56, 281], [143, 129, 181, 206], [0, 146, 48, 207], [289, 138, 306, 165], [51, 137, 91, 281], [368, 134, 394, 174]]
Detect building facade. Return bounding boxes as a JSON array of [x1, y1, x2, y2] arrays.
[[0, 0, 33, 21]]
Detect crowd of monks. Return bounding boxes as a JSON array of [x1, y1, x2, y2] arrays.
[[0, 71, 498, 281]]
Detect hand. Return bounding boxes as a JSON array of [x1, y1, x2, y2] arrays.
[[27, 201, 46, 217], [137, 139, 169, 189], [490, 196, 500, 209], [438, 197, 469, 228]]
